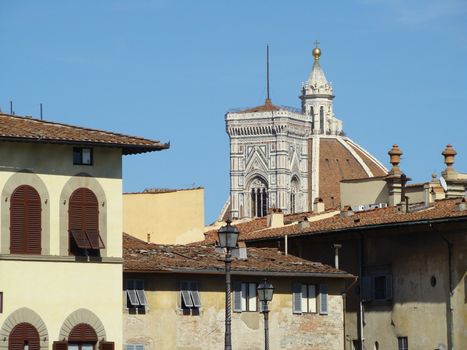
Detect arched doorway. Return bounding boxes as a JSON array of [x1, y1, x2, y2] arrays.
[[9, 322, 40, 350], [67, 323, 97, 350]]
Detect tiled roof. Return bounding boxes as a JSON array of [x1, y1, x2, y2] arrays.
[[123, 234, 352, 277], [0, 113, 169, 155], [203, 199, 467, 243]]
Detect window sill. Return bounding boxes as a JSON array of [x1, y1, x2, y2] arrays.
[[0, 254, 122, 264]]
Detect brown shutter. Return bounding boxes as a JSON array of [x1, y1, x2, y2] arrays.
[[68, 323, 98, 343], [10, 185, 41, 254], [69, 188, 99, 254], [99, 341, 115, 350], [9, 322, 40, 350], [53, 341, 68, 350]]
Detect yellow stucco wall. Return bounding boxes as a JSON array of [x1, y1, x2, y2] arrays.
[[0, 142, 123, 348], [123, 273, 346, 350], [123, 189, 205, 244], [340, 179, 388, 207]]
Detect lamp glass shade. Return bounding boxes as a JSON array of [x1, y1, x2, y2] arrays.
[[217, 220, 239, 249], [257, 279, 274, 302]]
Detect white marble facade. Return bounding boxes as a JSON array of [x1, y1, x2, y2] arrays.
[[226, 47, 345, 219]]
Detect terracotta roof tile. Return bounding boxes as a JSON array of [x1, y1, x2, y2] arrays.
[[203, 199, 467, 244], [240, 199, 467, 241], [0, 113, 169, 155], [123, 234, 352, 277]]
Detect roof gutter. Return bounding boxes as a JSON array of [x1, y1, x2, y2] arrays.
[[123, 268, 354, 279], [245, 215, 467, 243]]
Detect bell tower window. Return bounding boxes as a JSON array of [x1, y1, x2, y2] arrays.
[[250, 178, 268, 217]]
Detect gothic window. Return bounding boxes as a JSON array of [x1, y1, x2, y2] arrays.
[[290, 177, 300, 214], [320, 106, 324, 134], [250, 178, 268, 217]]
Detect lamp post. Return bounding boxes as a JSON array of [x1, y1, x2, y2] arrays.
[[257, 278, 274, 350], [218, 219, 239, 350]]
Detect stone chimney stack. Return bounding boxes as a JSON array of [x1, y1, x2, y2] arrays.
[[441, 144, 465, 198], [386, 144, 404, 206], [313, 197, 325, 213], [267, 209, 284, 228]]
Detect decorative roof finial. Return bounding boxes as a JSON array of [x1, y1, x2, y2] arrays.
[[442, 144, 457, 171], [388, 144, 403, 175], [312, 40, 321, 61]]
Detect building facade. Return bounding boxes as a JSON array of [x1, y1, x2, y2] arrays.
[[123, 234, 353, 350], [0, 113, 167, 350], [225, 46, 387, 220]]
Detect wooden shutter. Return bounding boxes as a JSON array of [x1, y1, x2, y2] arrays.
[[99, 341, 115, 350], [319, 284, 328, 315], [68, 323, 97, 342], [9, 322, 40, 350], [69, 188, 99, 253], [10, 185, 41, 254], [292, 283, 302, 314], [360, 276, 372, 302], [233, 282, 242, 312], [53, 341, 68, 350], [385, 274, 393, 300]]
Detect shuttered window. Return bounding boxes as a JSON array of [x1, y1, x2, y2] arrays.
[[233, 282, 257, 312], [68, 323, 97, 343], [10, 185, 42, 254], [9, 322, 40, 350], [52, 341, 68, 350], [68, 188, 104, 256], [180, 281, 201, 314], [126, 279, 147, 314], [99, 341, 115, 350], [293, 283, 327, 315], [361, 274, 393, 302]]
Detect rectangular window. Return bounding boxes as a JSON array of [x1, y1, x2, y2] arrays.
[[126, 279, 147, 314], [398, 337, 408, 350], [180, 281, 201, 315], [125, 345, 144, 350], [361, 274, 393, 302], [73, 147, 93, 165], [292, 283, 326, 314], [233, 282, 257, 312]]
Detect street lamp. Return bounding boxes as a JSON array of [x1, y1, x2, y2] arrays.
[[218, 219, 239, 350], [257, 278, 274, 350]]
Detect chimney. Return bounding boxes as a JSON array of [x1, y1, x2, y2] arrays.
[[441, 145, 465, 198], [231, 241, 248, 260], [456, 197, 467, 212], [299, 217, 310, 229], [267, 209, 284, 228], [340, 205, 354, 218], [386, 144, 404, 206], [313, 197, 325, 213]]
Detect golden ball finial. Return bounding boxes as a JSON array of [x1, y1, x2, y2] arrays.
[[312, 47, 321, 60]]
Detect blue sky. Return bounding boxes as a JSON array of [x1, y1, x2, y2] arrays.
[[1, 0, 466, 224]]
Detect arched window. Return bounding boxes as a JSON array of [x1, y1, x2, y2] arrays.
[[68, 188, 104, 257], [320, 106, 324, 134], [10, 185, 41, 254], [250, 178, 268, 217], [290, 177, 300, 214], [9, 322, 40, 350], [68, 323, 97, 350]]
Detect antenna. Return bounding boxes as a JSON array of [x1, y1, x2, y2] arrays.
[[266, 44, 270, 101], [10, 101, 13, 115], [40, 103, 43, 120]]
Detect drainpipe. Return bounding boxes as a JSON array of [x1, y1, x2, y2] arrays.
[[333, 243, 342, 269], [357, 237, 365, 350], [440, 233, 453, 350], [284, 234, 288, 256]]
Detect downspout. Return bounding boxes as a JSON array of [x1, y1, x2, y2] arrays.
[[357, 236, 365, 350], [284, 234, 288, 256], [440, 233, 453, 350]]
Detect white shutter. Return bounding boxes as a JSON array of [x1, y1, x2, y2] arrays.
[[180, 281, 193, 307], [190, 281, 201, 307], [292, 283, 302, 314], [301, 284, 308, 313], [319, 284, 328, 315], [248, 283, 257, 312], [233, 282, 242, 312], [127, 290, 139, 306], [241, 283, 248, 311], [308, 284, 317, 313], [136, 289, 147, 306]]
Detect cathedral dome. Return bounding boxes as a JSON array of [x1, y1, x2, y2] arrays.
[[312, 136, 387, 209]]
